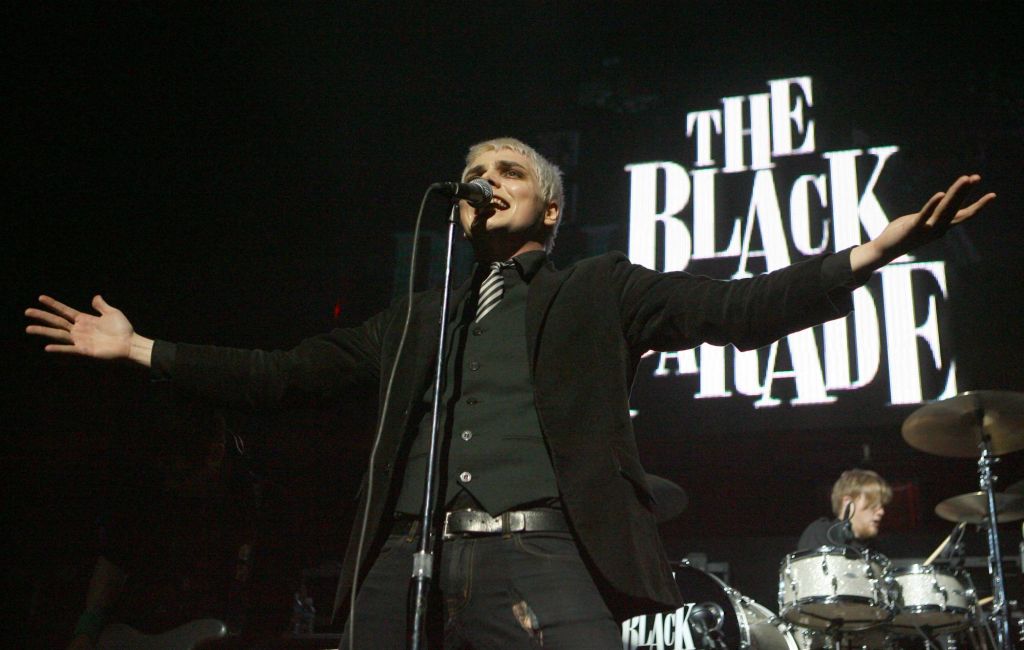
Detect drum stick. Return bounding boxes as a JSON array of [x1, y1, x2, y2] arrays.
[[923, 534, 951, 566], [923, 522, 966, 566], [978, 596, 994, 607]]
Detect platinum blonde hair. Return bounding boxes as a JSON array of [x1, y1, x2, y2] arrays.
[[463, 137, 565, 251]]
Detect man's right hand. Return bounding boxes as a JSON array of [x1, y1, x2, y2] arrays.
[[25, 295, 154, 367]]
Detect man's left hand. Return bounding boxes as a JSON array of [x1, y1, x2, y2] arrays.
[[850, 174, 995, 275]]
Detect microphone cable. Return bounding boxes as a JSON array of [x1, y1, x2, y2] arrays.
[[348, 186, 435, 650], [826, 501, 856, 546]]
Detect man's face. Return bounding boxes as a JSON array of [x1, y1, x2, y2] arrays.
[[846, 493, 885, 539], [458, 148, 558, 249]]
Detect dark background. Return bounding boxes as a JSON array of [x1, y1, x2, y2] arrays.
[[5, 2, 1024, 644]]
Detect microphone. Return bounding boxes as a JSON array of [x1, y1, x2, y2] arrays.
[[841, 500, 855, 544], [430, 179, 493, 208], [842, 501, 854, 521]]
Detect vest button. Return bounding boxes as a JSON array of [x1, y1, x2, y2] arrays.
[[472, 327, 484, 336], [466, 397, 478, 405], [459, 471, 472, 483], [468, 361, 480, 371], [461, 430, 473, 441]]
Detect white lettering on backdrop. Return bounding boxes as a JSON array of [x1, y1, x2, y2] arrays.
[[627, 76, 955, 407]]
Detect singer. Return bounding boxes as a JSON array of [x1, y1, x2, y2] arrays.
[[797, 469, 893, 551], [26, 137, 993, 649]]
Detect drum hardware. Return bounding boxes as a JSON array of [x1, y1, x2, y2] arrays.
[[820, 623, 848, 650], [823, 620, 870, 650], [907, 625, 951, 650], [689, 601, 727, 648], [902, 390, 1024, 650]]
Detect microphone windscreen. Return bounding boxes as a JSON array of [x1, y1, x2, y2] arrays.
[[467, 178, 493, 203]]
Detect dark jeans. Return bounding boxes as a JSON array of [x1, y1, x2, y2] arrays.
[[340, 527, 621, 649]]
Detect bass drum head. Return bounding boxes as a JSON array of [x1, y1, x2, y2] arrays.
[[671, 563, 796, 650], [622, 563, 797, 650]]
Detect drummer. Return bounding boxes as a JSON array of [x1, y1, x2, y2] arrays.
[[797, 469, 892, 550]]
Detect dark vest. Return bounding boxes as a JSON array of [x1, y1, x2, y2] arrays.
[[395, 254, 559, 515]]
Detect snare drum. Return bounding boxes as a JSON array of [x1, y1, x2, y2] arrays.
[[779, 546, 892, 630], [889, 564, 975, 632]]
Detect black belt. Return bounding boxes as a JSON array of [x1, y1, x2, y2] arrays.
[[391, 508, 569, 539], [442, 508, 569, 539]]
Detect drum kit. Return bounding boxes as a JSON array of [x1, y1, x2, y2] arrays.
[[624, 390, 1024, 649], [777, 390, 1024, 650], [778, 548, 985, 649]]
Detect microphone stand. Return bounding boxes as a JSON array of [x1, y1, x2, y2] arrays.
[[408, 201, 460, 650]]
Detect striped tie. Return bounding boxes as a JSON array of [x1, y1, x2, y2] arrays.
[[475, 261, 514, 323]]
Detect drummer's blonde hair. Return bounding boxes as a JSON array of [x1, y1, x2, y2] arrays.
[[831, 469, 892, 517]]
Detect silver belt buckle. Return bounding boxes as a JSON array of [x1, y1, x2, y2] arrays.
[[506, 510, 525, 533], [442, 510, 454, 540]]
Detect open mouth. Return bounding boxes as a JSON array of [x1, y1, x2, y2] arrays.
[[474, 197, 509, 219]]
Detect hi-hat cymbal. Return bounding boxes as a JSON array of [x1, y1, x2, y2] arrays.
[[902, 390, 1024, 457], [935, 491, 1024, 524]]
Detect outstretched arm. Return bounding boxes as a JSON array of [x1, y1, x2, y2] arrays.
[[25, 295, 154, 367], [850, 174, 996, 276], [27, 292, 388, 409], [613, 175, 995, 354]]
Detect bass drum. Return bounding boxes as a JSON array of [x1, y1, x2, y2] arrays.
[[622, 562, 798, 650]]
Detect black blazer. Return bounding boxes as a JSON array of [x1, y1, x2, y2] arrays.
[[168, 249, 854, 621]]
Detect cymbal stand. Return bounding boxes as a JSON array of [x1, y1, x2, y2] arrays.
[[975, 397, 1013, 650]]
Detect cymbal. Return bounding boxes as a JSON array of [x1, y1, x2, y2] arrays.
[[935, 491, 1024, 524], [901, 390, 1024, 457]]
